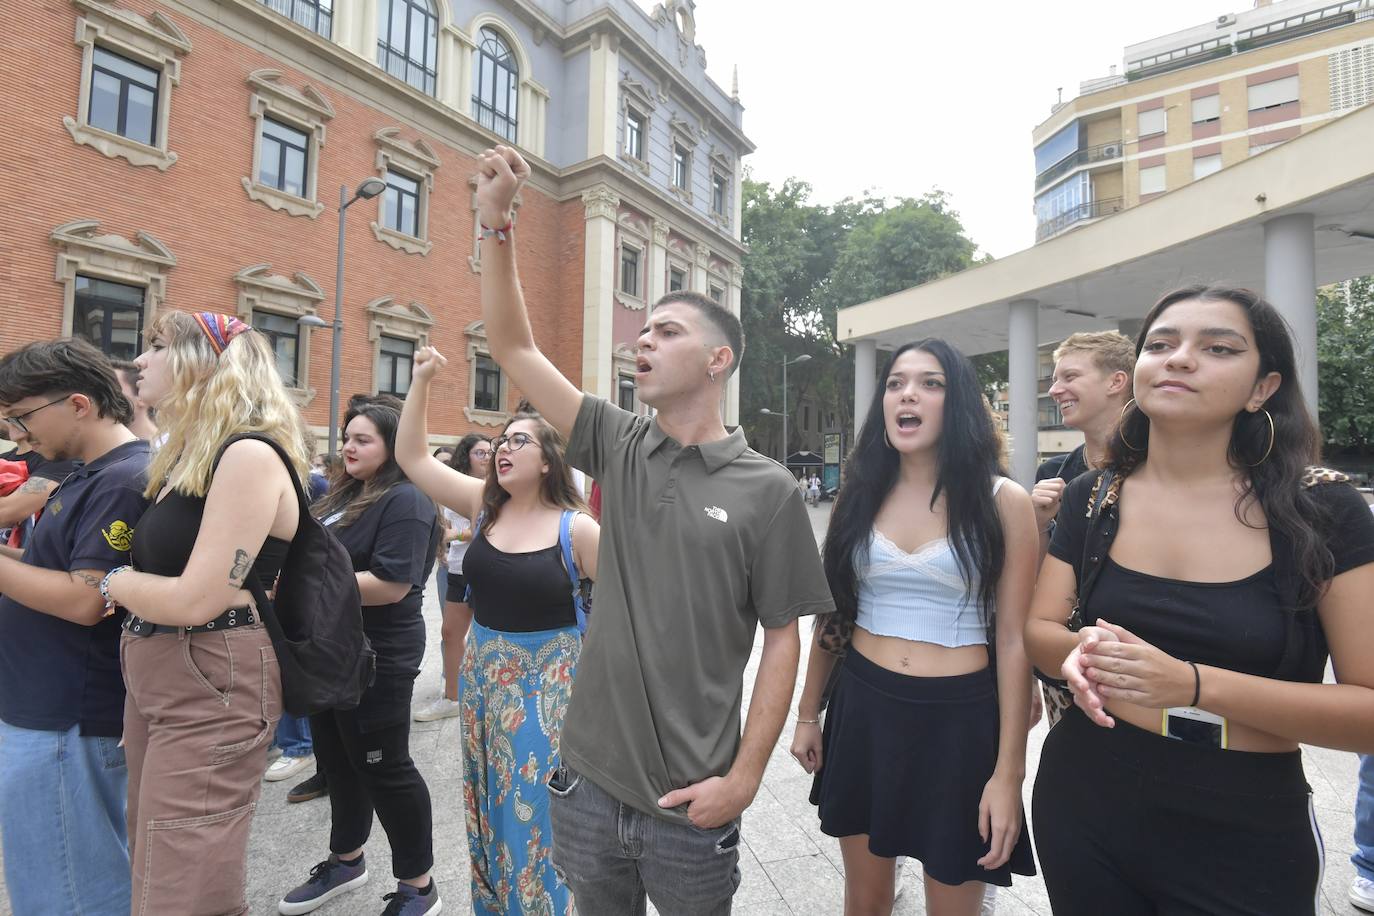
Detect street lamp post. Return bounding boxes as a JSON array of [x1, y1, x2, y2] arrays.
[[300, 179, 387, 457], [781, 354, 811, 473]]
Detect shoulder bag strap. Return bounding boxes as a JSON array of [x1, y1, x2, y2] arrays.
[[558, 509, 587, 631]]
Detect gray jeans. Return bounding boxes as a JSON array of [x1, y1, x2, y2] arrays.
[[547, 764, 741, 915]]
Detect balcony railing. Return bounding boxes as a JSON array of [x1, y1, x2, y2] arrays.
[[1035, 140, 1127, 190], [1035, 197, 1124, 243], [1127, 38, 1232, 80]]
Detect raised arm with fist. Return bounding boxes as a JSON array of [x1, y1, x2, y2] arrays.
[[475, 145, 530, 230]]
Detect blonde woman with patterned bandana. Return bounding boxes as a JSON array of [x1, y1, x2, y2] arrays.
[[104, 310, 310, 916]]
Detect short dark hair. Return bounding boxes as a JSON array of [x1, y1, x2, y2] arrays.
[[654, 291, 745, 375], [0, 338, 132, 424]]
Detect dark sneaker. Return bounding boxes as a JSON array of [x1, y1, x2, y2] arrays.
[[287, 771, 328, 803], [278, 854, 368, 915], [380, 880, 442, 916]]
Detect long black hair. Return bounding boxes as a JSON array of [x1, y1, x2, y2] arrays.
[[823, 339, 1008, 626], [1108, 285, 1329, 606]]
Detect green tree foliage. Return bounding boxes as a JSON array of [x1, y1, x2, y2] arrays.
[[1317, 277, 1374, 454], [739, 176, 990, 459]]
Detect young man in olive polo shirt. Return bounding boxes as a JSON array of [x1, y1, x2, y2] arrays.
[[473, 146, 834, 912], [0, 339, 151, 916]]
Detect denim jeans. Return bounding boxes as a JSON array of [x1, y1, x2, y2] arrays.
[[0, 719, 131, 916], [1353, 754, 1374, 881], [547, 764, 741, 915], [273, 712, 313, 758]]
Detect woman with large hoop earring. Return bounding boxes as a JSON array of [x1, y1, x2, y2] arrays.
[[1025, 285, 1374, 915]]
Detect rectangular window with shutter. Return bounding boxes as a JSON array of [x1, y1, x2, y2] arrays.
[[1192, 154, 1222, 181], [1138, 107, 1166, 137], [1139, 165, 1167, 196], [1191, 94, 1220, 123], [1248, 75, 1299, 111]]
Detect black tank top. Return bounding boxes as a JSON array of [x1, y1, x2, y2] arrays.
[[132, 489, 290, 591], [462, 527, 576, 633]]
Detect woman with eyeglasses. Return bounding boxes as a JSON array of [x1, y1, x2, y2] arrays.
[[414, 434, 493, 723], [397, 346, 598, 916]]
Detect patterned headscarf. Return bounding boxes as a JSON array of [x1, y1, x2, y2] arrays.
[[192, 312, 252, 356]]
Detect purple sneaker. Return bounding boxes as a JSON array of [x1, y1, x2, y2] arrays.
[[380, 880, 442, 915], [278, 854, 369, 915]]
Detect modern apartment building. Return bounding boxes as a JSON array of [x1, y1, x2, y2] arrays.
[[1032, 0, 1374, 244], [4, 0, 751, 446]]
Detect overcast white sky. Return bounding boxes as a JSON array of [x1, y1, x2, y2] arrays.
[[651, 0, 1228, 259]]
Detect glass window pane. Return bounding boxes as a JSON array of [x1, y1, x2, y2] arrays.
[[390, 0, 407, 49], [94, 47, 158, 89], [263, 117, 308, 148], [89, 71, 122, 134], [73, 275, 145, 360], [400, 193, 417, 236], [283, 146, 306, 197], [260, 137, 283, 189], [125, 84, 156, 145], [384, 187, 400, 230], [409, 8, 425, 63]]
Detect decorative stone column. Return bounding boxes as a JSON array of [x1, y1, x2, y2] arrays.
[[1264, 213, 1318, 420], [1008, 298, 1040, 488], [581, 185, 620, 399], [649, 219, 669, 306]]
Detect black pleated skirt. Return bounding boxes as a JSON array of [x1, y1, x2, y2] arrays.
[[808, 648, 1036, 887]]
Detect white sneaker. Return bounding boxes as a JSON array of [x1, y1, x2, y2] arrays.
[[893, 856, 905, 900], [413, 696, 461, 722], [982, 882, 998, 915], [1352, 876, 1374, 913], [265, 754, 314, 783]]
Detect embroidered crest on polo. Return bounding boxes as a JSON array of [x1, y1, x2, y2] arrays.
[[704, 506, 729, 523]]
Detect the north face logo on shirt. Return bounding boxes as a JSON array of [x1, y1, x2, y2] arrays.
[[704, 506, 728, 523]]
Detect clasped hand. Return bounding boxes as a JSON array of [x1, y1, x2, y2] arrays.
[[1062, 620, 1194, 727]]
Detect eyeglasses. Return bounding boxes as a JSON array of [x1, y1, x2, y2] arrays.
[[492, 432, 536, 453], [3, 395, 71, 435], [469, 448, 493, 460]]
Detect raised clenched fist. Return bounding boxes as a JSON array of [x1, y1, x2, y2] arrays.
[[412, 346, 448, 384], [475, 145, 530, 230]]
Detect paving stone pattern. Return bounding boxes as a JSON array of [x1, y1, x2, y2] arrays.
[[0, 503, 1362, 914]]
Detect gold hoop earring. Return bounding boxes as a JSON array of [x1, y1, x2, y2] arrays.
[[1247, 408, 1275, 467], [1117, 398, 1144, 452]]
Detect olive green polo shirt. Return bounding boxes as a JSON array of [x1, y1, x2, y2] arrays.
[[563, 395, 834, 824]]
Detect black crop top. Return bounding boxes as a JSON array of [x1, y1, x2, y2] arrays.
[[1049, 474, 1374, 683], [462, 527, 577, 633], [131, 488, 289, 592]]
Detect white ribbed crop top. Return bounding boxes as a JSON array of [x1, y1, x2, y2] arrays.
[[854, 477, 1008, 648]]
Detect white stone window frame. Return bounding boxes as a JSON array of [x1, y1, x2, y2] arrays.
[[370, 128, 441, 256], [707, 268, 727, 306], [51, 219, 175, 342], [466, 175, 523, 274], [365, 296, 432, 395], [669, 116, 697, 203], [708, 148, 733, 228], [618, 76, 656, 176], [463, 320, 510, 426], [615, 213, 650, 309], [233, 264, 325, 405], [241, 70, 334, 220], [64, 0, 191, 171], [666, 242, 692, 294], [613, 343, 640, 414]]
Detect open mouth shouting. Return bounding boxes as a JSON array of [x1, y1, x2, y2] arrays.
[[894, 411, 923, 433], [635, 356, 652, 376], [496, 456, 515, 475]]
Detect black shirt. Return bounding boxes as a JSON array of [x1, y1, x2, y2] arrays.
[[0, 447, 78, 483], [463, 527, 577, 632], [324, 481, 439, 679], [1035, 444, 1089, 485], [0, 440, 150, 736], [1049, 473, 1374, 684]]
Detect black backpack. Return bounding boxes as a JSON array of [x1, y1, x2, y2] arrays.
[[216, 434, 375, 715]]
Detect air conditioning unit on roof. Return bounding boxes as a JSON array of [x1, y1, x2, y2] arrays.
[[1217, 13, 1237, 27]]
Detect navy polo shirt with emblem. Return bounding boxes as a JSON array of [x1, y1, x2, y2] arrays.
[[0, 439, 150, 737]]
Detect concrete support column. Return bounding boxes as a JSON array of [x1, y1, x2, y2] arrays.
[[586, 33, 620, 159], [1008, 299, 1040, 488], [581, 185, 620, 400], [454, 29, 476, 117], [1117, 318, 1144, 341], [853, 339, 877, 444], [723, 264, 743, 427], [649, 220, 669, 305], [437, 29, 459, 110], [358, 0, 379, 63], [1263, 213, 1318, 420]]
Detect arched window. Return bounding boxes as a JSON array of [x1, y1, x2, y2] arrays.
[[261, 0, 332, 39], [377, 0, 437, 96], [472, 27, 518, 142]]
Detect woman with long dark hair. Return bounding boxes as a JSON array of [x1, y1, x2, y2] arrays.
[[396, 346, 598, 915], [1026, 286, 1374, 915], [791, 339, 1038, 915], [414, 433, 493, 722], [278, 398, 442, 916]]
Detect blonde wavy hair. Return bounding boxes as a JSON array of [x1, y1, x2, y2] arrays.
[[143, 311, 311, 499]]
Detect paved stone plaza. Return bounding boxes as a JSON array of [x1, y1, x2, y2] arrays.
[[0, 503, 1365, 915]]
